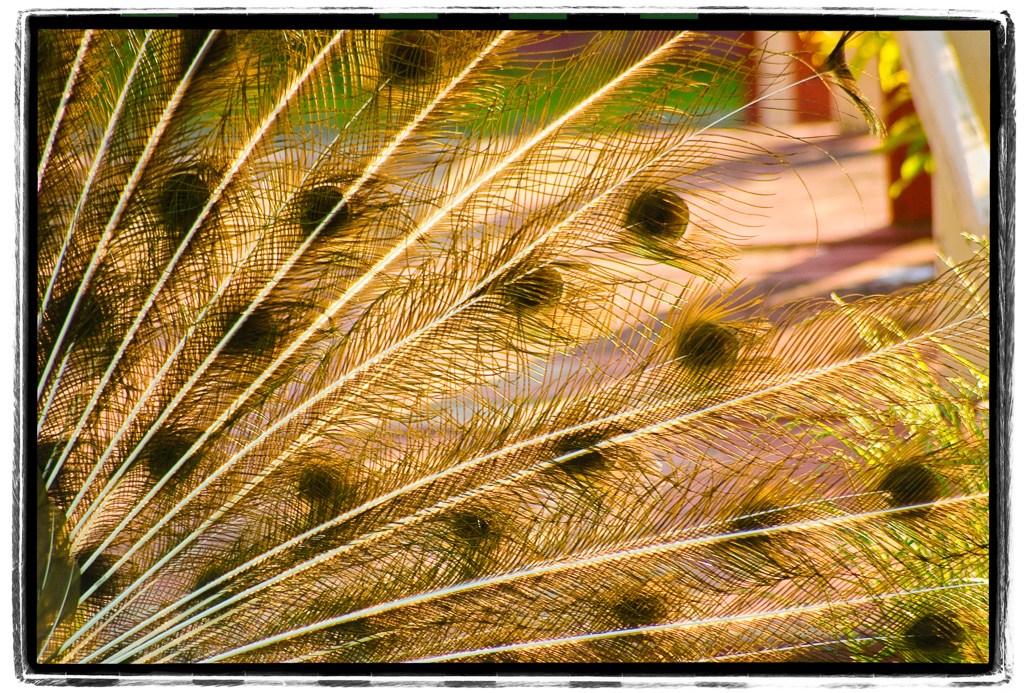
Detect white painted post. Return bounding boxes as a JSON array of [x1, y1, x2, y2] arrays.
[[896, 31, 990, 266]]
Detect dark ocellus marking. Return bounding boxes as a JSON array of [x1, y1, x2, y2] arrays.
[[676, 321, 738, 374], [625, 188, 690, 241], [381, 31, 438, 84], [159, 170, 210, 243]]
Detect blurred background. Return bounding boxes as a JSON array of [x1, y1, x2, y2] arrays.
[[729, 30, 991, 306]]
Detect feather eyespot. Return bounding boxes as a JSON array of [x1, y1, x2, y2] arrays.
[[222, 303, 288, 358], [36, 439, 63, 473], [675, 320, 739, 374], [625, 188, 690, 241], [40, 286, 115, 370], [716, 497, 803, 583], [725, 500, 791, 556], [158, 170, 210, 242], [729, 502, 786, 536], [550, 430, 618, 479], [443, 510, 500, 581], [381, 31, 438, 84], [189, 561, 231, 596], [610, 593, 667, 629], [878, 460, 943, 512], [295, 185, 352, 237], [75, 548, 121, 602], [135, 429, 203, 483], [501, 266, 563, 315], [450, 512, 496, 550], [322, 617, 381, 661], [904, 612, 966, 656], [297, 464, 355, 525], [51, 289, 115, 352]]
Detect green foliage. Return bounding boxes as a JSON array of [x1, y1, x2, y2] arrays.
[[807, 30, 934, 199]]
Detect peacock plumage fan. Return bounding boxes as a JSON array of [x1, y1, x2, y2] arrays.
[[34, 28, 989, 666]]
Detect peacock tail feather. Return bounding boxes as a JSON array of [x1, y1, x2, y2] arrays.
[[32, 25, 990, 667]]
